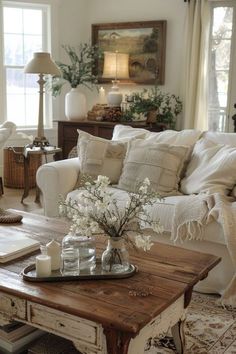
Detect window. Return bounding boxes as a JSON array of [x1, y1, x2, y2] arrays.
[[208, 2, 235, 131], [2, 2, 51, 128]]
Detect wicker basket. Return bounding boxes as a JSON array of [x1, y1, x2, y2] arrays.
[[3, 147, 41, 189]]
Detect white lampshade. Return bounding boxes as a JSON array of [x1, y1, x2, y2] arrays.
[[102, 52, 129, 80], [24, 52, 61, 76], [102, 51, 129, 107]]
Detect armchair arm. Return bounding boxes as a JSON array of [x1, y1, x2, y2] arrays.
[[36, 157, 80, 217]]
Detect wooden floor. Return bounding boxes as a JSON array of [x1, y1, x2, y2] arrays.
[[0, 186, 43, 214]]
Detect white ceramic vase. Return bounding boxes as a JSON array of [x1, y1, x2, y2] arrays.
[[65, 87, 87, 121]]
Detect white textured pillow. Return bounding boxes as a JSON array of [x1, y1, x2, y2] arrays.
[[118, 139, 190, 196], [77, 130, 127, 184], [180, 138, 236, 195]]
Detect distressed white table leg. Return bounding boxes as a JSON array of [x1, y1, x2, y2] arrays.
[[171, 316, 186, 354], [127, 296, 186, 354]]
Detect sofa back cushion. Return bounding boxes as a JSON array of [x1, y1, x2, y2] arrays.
[[202, 131, 236, 197], [113, 125, 202, 147], [112, 124, 148, 140], [180, 137, 236, 195], [145, 129, 202, 146], [77, 130, 127, 184], [118, 139, 190, 196], [202, 131, 236, 147]]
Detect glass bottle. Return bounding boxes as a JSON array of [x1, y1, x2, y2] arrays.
[[62, 233, 96, 273], [101, 237, 129, 273]]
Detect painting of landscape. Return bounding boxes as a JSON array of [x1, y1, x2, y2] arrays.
[[92, 21, 166, 84]]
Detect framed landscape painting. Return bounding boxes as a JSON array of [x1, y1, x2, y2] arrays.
[[92, 20, 167, 85]]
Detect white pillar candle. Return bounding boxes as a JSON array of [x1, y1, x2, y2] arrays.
[[46, 239, 61, 271], [98, 87, 106, 104], [36, 255, 51, 277]]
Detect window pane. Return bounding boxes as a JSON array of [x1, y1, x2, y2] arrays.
[[3, 7, 23, 34], [24, 35, 42, 63], [212, 7, 233, 36], [25, 73, 39, 126], [7, 94, 25, 125], [23, 9, 42, 35], [214, 40, 231, 70], [4, 34, 23, 65], [25, 95, 38, 127], [215, 71, 229, 107], [6, 68, 24, 94], [25, 74, 38, 93], [208, 6, 233, 132], [3, 4, 50, 128]]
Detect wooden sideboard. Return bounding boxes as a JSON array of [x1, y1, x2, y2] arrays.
[[55, 120, 167, 159]]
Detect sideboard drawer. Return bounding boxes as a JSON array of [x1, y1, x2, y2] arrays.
[[27, 302, 102, 348], [0, 292, 26, 320]]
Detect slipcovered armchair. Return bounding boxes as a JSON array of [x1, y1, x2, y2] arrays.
[[0, 121, 16, 195]]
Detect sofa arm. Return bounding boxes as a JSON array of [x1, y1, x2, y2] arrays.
[[36, 157, 80, 217]]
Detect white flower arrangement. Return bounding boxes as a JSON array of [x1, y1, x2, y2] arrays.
[[59, 175, 164, 252]]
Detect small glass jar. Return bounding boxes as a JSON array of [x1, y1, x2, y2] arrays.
[[101, 237, 129, 273], [61, 247, 79, 275], [62, 233, 96, 272]]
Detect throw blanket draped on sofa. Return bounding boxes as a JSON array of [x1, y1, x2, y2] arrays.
[[172, 193, 236, 307]]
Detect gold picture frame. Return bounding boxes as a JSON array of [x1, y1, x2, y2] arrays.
[[92, 20, 167, 85]]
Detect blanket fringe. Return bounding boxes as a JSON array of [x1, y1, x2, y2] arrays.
[[171, 221, 205, 243], [171, 192, 236, 308]]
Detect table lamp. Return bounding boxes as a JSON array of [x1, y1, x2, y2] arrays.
[[102, 51, 129, 107], [24, 52, 61, 148]]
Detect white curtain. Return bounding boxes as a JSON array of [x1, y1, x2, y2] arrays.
[[181, 0, 211, 130]]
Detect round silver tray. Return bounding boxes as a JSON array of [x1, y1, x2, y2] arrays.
[[21, 259, 137, 282]]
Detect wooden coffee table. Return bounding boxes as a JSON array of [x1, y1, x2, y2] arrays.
[[0, 210, 221, 354]]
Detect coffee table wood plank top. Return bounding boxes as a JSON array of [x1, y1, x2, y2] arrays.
[[0, 210, 221, 354]]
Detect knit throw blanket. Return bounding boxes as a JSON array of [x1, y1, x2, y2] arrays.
[[171, 193, 236, 307]]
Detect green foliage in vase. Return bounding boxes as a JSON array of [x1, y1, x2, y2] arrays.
[[122, 86, 183, 129], [47, 43, 100, 97]]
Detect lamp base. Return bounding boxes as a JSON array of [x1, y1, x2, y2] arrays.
[[27, 136, 51, 149], [107, 81, 122, 107]]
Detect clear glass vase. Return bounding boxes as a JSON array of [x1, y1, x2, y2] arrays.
[[62, 233, 96, 272], [101, 237, 129, 273]]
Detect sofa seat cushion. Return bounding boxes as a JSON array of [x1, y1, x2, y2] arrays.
[[67, 187, 225, 245]]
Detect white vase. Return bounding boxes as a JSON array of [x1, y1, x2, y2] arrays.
[[65, 87, 87, 121]]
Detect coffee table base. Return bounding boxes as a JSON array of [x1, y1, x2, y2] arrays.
[[99, 295, 186, 354], [0, 291, 186, 354]]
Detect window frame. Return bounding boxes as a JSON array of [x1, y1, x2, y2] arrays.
[[208, 0, 236, 132], [2, 1, 52, 129]]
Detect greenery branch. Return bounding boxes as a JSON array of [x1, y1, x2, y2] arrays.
[[46, 43, 100, 97]]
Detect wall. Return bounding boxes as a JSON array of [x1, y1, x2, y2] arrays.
[[56, 0, 187, 120]]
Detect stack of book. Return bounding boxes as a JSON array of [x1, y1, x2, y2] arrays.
[[0, 322, 44, 353], [0, 232, 40, 263]]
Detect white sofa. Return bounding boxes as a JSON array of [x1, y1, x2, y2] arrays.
[[37, 125, 236, 299]]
